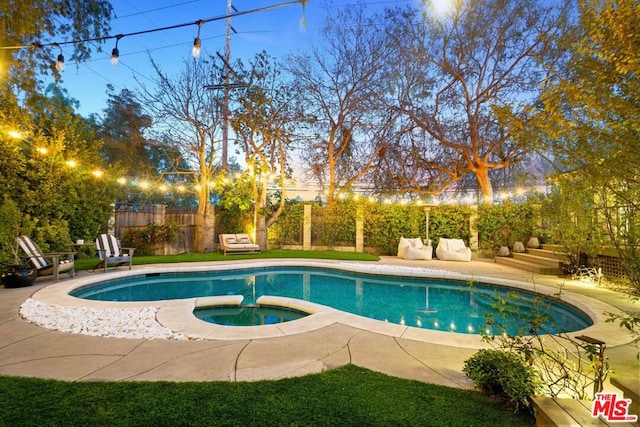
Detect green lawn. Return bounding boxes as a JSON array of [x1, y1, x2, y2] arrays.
[[74, 249, 380, 271], [9, 250, 536, 426], [0, 365, 534, 427]]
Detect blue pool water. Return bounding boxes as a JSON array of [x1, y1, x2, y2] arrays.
[[70, 266, 592, 334], [195, 305, 308, 326]]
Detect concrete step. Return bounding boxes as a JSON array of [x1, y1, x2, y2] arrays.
[[540, 243, 566, 252], [527, 248, 571, 263], [512, 252, 564, 268], [495, 256, 563, 275]]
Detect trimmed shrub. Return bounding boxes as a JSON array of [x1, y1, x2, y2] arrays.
[[268, 202, 304, 245], [312, 202, 357, 247], [476, 203, 533, 251], [121, 222, 182, 255], [463, 349, 540, 414]]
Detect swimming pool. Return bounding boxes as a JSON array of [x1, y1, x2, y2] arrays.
[[70, 266, 592, 335]]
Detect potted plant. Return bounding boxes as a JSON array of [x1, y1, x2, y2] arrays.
[[0, 197, 36, 288]]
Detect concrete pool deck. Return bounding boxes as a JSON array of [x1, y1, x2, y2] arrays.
[[0, 257, 638, 394]]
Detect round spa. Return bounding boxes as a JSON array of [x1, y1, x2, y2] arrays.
[[195, 304, 309, 326]]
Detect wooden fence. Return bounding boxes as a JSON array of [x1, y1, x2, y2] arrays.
[[115, 205, 201, 255]]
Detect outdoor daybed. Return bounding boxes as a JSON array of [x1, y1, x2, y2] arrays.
[[397, 237, 433, 260], [435, 238, 472, 262], [219, 233, 261, 255]]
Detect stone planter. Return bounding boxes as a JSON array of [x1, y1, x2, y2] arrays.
[[498, 245, 510, 257], [527, 237, 540, 249], [512, 241, 525, 253]]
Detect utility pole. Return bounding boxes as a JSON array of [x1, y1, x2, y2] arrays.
[[221, 0, 232, 171]]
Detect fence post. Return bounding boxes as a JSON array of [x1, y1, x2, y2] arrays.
[[469, 205, 479, 250], [355, 206, 364, 252], [110, 203, 116, 236], [303, 204, 311, 251], [152, 204, 166, 225]]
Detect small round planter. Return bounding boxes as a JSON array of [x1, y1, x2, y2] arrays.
[[527, 237, 540, 249], [512, 241, 525, 253], [498, 245, 510, 257]]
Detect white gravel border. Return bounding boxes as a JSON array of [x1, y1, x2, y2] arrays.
[[20, 298, 188, 340]]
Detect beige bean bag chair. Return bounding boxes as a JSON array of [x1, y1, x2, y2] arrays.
[[397, 237, 433, 260], [435, 238, 472, 262]]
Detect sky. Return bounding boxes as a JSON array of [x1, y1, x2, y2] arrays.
[[50, 0, 420, 117]]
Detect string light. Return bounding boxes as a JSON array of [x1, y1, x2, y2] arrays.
[[4, 131, 551, 203], [54, 43, 64, 71], [111, 35, 122, 66], [7, 130, 23, 139], [192, 20, 203, 59], [3, 1, 304, 69]]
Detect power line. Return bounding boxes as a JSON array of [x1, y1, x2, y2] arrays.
[[114, 0, 204, 20], [0, 0, 304, 51]]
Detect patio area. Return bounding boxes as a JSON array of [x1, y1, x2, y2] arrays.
[[0, 257, 638, 394]]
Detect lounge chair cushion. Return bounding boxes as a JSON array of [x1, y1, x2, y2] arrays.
[[219, 234, 261, 254], [237, 235, 252, 244]]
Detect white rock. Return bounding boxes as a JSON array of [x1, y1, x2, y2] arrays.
[[19, 298, 187, 340]]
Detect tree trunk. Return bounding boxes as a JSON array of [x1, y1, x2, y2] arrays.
[[195, 191, 214, 253], [255, 214, 267, 249], [254, 181, 269, 249], [475, 167, 494, 205]]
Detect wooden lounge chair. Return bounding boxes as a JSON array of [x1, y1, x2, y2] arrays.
[[17, 235, 75, 282], [219, 233, 261, 255], [95, 234, 135, 272]]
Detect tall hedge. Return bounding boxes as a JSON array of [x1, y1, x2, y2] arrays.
[[476, 203, 533, 251], [266, 201, 473, 255]]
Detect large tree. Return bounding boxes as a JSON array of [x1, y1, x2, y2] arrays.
[[99, 87, 153, 175], [98, 87, 192, 206], [0, 0, 112, 98], [230, 52, 301, 248], [381, 0, 569, 204], [137, 57, 226, 252], [531, 0, 640, 292], [285, 4, 404, 205], [0, 86, 117, 248]]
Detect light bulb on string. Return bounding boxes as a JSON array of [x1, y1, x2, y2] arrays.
[[111, 35, 122, 66], [111, 47, 119, 65], [54, 44, 64, 71], [192, 20, 204, 58]]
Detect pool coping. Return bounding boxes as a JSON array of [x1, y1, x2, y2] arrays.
[[23, 259, 630, 349]]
